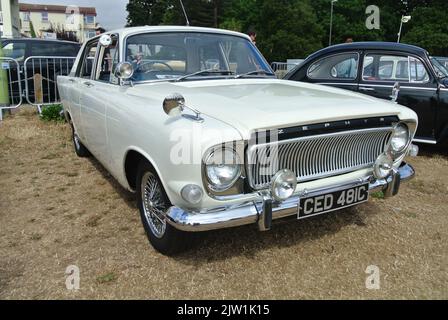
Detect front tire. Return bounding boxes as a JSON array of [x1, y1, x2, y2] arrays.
[[136, 160, 191, 255]]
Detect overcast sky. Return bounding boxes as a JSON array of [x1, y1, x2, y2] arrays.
[[21, 0, 129, 30]]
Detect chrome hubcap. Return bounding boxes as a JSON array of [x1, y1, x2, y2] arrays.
[[141, 172, 167, 238], [73, 133, 81, 150]]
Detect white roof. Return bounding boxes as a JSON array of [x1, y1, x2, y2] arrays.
[[105, 26, 251, 40]]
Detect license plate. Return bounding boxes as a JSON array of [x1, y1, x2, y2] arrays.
[[298, 184, 369, 219]]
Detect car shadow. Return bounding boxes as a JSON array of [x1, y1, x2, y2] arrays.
[[87, 157, 137, 210], [173, 202, 381, 264], [83, 155, 383, 263], [416, 143, 448, 157]]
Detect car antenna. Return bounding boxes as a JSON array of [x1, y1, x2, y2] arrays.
[[179, 0, 190, 26]]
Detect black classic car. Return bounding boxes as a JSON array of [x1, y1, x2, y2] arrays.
[[1, 38, 80, 104], [285, 42, 448, 145]]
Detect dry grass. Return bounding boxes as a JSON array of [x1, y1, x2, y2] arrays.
[[0, 108, 447, 300]]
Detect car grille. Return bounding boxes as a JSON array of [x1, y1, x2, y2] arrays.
[[246, 127, 393, 190]]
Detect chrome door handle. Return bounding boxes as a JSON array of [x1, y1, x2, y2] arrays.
[[83, 81, 94, 87], [359, 87, 375, 91], [68, 79, 76, 83]]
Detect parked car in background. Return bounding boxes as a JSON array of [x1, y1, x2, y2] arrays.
[[285, 42, 448, 145], [0, 38, 80, 103], [59, 27, 418, 254], [433, 56, 448, 69]]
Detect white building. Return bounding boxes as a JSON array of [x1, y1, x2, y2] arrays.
[[19, 3, 98, 43], [0, 0, 21, 38]]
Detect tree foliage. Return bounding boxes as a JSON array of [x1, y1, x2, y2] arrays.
[[126, 0, 448, 61]]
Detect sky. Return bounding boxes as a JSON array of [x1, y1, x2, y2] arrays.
[[21, 0, 129, 31]]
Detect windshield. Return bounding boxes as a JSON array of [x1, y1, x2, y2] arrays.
[[125, 32, 272, 82], [431, 57, 448, 78]]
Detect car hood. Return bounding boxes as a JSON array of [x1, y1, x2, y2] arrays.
[[128, 78, 417, 140]]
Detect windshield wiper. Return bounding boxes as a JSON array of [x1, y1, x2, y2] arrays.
[[235, 70, 276, 79], [173, 69, 235, 82]]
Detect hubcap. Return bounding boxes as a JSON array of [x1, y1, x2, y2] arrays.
[[71, 122, 81, 150], [73, 133, 81, 150], [141, 172, 167, 238]]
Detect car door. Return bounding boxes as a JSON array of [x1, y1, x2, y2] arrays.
[[78, 39, 110, 163], [359, 51, 438, 140], [80, 35, 119, 166], [295, 51, 361, 92]]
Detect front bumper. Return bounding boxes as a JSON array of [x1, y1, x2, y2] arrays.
[[166, 162, 415, 232]]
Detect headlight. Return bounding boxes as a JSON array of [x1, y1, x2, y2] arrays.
[[389, 123, 410, 154], [271, 169, 297, 201], [205, 148, 241, 192], [373, 153, 394, 179]]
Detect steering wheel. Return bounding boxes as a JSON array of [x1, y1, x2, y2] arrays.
[[136, 61, 174, 73]]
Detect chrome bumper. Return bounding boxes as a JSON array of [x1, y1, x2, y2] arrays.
[[166, 162, 415, 233]]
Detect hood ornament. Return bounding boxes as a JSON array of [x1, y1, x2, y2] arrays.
[[163, 93, 204, 122]]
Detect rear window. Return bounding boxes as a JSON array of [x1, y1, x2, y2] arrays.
[[1, 41, 26, 61], [30, 42, 80, 57]]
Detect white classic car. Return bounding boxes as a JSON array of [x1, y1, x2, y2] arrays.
[[58, 26, 419, 254]]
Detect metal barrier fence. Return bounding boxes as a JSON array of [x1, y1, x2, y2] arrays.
[[24, 56, 76, 111], [0, 57, 23, 120], [0, 58, 23, 108], [271, 61, 301, 79]]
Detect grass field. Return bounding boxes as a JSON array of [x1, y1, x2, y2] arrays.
[[0, 108, 447, 299]]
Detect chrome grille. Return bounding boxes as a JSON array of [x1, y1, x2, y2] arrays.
[[247, 127, 392, 190]]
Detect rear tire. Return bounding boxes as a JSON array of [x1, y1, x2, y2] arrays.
[[136, 160, 192, 255], [69, 120, 90, 158]]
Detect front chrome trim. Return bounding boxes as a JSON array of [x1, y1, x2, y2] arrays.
[[413, 138, 437, 145], [166, 163, 415, 232], [246, 127, 393, 190]]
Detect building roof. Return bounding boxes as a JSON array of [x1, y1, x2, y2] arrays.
[[19, 3, 97, 16]]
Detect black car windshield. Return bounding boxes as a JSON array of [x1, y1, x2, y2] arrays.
[[125, 32, 272, 82], [431, 57, 448, 78]]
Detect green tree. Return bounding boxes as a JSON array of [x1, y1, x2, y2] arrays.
[[126, 0, 171, 26], [256, 0, 324, 62]]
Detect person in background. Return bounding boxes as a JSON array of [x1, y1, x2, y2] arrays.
[[248, 31, 257, 45], [345, 36, 354, 43], [96, 25, 106, 36]]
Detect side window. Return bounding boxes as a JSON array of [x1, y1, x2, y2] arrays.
[[409, 57, 429, 82], [31, 43, 79, 56], [96, 35, 119, 83], [307, 53, 359, 80], [78, 41, 98, 79], [1, 42, 26, 61], [362, 54, 429, 83]]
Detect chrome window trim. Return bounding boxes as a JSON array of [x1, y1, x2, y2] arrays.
[[307, 52, 360, 81], [359, 83, 437, 91]]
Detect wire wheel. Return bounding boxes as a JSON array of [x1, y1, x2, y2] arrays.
[[141, 172, 167, 239]]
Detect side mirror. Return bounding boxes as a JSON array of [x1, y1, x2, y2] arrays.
[[114, 62, 134, 81], [163, 93, 185, 117], [163, 93, 204, 121], [390, 82, 400, 103], [99, 34, 112, 47]]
